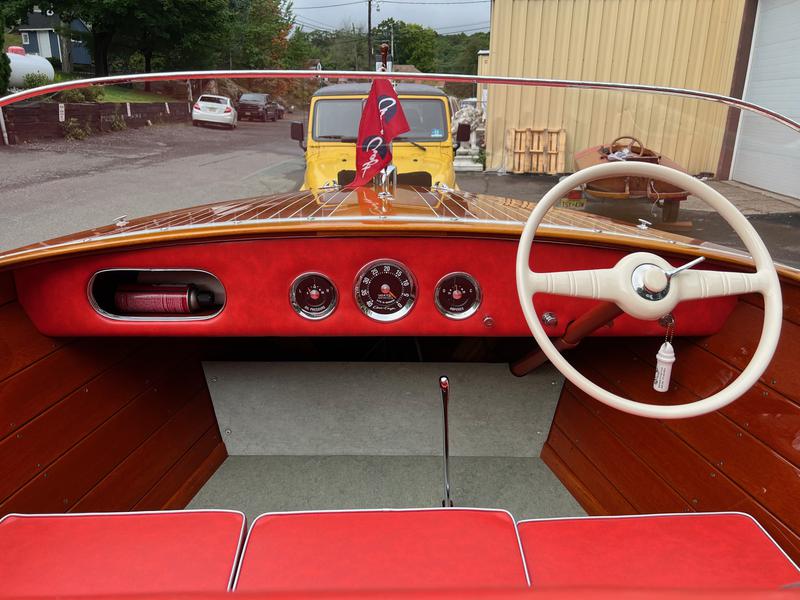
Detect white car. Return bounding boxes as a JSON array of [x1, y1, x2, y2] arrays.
[[192, 94, 237, 129]]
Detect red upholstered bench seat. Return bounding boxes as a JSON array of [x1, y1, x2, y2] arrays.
[[234, 508, 530, 592], [0, 510, 246, 597], [518, 512, 800, 589]]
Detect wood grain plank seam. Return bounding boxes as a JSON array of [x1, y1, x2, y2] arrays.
[[0, 340, 147, 443], [66, 381, 206, 511], [128, 411, 217, 510], [573, 352, 800, 542]]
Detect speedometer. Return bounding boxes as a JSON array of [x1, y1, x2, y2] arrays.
[[354, 259, 416, 322]]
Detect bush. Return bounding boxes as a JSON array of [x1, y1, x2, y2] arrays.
[[0, 38, 10, 96], [110, 113, 127, 131], [22, 72, 51, 89], [62, 117, 91, 140], [56, 86, 105, 103]]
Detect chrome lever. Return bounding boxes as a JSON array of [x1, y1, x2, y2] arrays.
[[439, 375, 453, 507]]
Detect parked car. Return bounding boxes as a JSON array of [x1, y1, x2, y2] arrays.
[[192, 95, 237, 129], [271, 102, 286, 119], [238, 93, 276, 122]]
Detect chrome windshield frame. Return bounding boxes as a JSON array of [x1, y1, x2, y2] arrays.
[[1, 69, 798, 133]]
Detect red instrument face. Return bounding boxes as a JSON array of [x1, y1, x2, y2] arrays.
[[435, 273, 481, 320], [354, 260, 416, 322], [290, 273, 337, 320]]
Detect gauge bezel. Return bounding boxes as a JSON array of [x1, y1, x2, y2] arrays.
[[289, 272, 338, 320], [434, 271, 482, 320], [354, 259, 417, 322]]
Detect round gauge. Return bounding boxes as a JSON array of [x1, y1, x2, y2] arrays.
[[354, 259, 417, 322], [434, 272, 481, 320], [290, 273, 337, 320]]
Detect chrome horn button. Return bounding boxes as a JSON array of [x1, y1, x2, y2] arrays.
[[631, 263, 670, 301]]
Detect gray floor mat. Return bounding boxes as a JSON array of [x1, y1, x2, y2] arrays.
[[203, 362, 563, 457], [187, 455, 585, 523]]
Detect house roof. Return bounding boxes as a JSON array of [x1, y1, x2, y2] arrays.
[[19, 11, 60, 30], [313, 83, 445, 97]]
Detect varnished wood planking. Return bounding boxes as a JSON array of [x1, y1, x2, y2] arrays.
[[0, 290, 223, 516], [0, 303, 63, 381], [71, 386, 215, 512], [134, 425, 225, 511], [556, 389, 692, 514], [544, 424, 636, 515], [625, 338, 800, 471], [561, 381, 800, 561], [0, 360, 202, 515], [701, 301, 800, 400], [546, 289, 800, 563], [0, 272, 15, 306], [0, 344, 177, 504], [0, 340, 136, 441]]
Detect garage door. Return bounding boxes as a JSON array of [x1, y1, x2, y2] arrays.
[[731, 0, 800, 198]]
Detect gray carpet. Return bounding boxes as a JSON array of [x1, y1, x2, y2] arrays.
[[189, 361, 584, 521], [202, 362, 563, 457], [187, 455, 585, 523]]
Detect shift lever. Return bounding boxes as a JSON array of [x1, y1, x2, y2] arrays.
[[439, 376, 454, 507]]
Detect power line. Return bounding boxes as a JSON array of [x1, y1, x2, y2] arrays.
[[435, 20, 490, 31], [381, 0, 490, 4], [294, 0, 366, 9]]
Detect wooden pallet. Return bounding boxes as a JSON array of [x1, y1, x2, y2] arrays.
[[507, 128, 566, 175]]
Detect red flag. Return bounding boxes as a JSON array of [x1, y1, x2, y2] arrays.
[[346, 79, 410, 189]]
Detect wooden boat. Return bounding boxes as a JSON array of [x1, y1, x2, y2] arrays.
[[574, 136, 691, 222], [1, 72, 799, 598]]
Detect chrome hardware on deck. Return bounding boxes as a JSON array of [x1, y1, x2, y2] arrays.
[[439, 375, 453, 507]]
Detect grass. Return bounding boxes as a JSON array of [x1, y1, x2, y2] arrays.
[[4, 33, 22, 50], [54, 72, 180, 103]]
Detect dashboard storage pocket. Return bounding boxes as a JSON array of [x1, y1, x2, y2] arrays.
[[89, 269, 225, 320]]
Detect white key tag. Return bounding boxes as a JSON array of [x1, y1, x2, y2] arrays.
[[654, 314, 676, 393]]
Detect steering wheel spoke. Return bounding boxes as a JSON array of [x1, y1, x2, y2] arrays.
[[528, 268, 618, 301], [676, 270, 767, 301]]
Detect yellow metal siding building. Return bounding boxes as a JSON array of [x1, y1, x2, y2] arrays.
[[485, 0, 746, 174]]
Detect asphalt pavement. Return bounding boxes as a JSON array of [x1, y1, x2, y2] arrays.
[[0, 119, 798, 268]]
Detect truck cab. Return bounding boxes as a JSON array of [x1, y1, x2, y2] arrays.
[[292, 83, 465, 191]]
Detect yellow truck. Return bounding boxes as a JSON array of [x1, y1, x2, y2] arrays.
[[290, 83, 469, 191]]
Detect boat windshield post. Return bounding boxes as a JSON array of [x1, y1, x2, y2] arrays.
[[440, 375, 453, 507]]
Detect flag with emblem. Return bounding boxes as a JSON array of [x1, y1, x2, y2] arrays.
[[346, 79, 410, 189]]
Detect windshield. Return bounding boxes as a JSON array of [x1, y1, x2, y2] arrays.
[[1, 74, 798, 269], [313, 98, 447, 142], [240, 94, 267, 102]]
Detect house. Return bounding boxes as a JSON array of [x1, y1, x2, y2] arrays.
[[17, 9, 91, 71], [483, 0, 799, 199]]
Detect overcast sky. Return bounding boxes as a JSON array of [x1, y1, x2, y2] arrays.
[[291, 0, 492, 34]]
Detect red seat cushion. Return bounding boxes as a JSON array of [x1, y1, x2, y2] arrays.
[[518, 512, 800, 589], [0, 510, 246, 596], [234, 508, 529, 591]]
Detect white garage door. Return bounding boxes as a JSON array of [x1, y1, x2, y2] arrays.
[[731, 0, 800, 198]]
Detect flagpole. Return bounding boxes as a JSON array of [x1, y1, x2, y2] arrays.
[[378, 43, 397, 199]]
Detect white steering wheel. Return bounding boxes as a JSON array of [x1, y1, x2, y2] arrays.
[[516, 162, 782, 419]]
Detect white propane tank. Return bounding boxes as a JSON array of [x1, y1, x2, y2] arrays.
[[6, 47, 55, 89]]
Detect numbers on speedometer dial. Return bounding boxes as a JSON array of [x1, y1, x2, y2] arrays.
[[434, 272, 481, 319], [354, 260, 417, 322]]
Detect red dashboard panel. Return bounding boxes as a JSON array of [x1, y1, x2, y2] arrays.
[[13, 236, 736, 337]]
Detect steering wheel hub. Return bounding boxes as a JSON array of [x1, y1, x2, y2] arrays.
[[632, 264, 670, 301]]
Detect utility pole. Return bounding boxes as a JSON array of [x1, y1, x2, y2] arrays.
[[367, 0, 372, 69]]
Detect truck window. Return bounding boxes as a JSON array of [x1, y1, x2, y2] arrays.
[[312, 98, 447, 142]]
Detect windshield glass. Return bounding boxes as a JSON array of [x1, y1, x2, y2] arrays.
[[240, 94, 267, 102], [312, 98, 447, 142], [0, 75, 798, 269]]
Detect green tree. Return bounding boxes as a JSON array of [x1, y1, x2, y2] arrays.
[[230, 0, 293, 69]]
